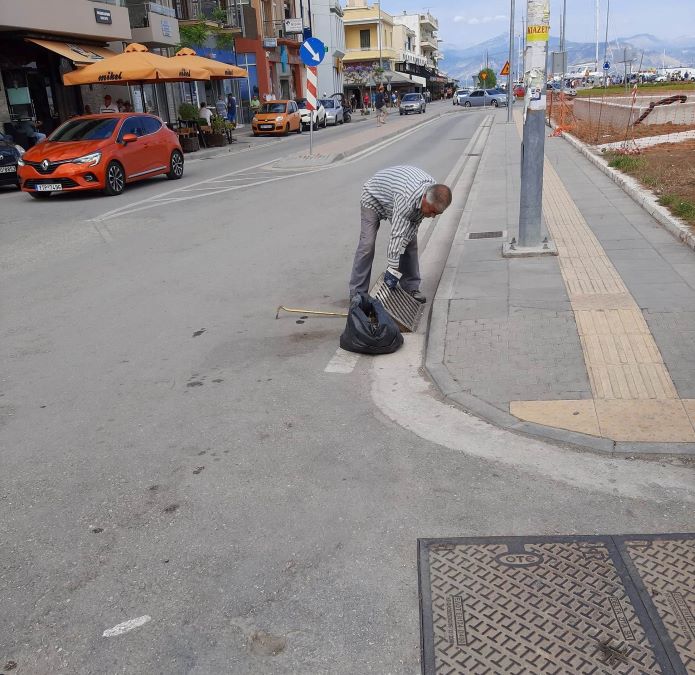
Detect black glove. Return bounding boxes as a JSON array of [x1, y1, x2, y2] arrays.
[[384, 267, 402, 289]]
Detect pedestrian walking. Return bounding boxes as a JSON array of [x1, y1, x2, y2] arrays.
[[348, 166, 452, 302], [375, 86, 386, 125], [226, 93, 237, 124], [363, 92, 369, 109]]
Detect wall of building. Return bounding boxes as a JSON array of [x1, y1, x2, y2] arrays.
[[0, 0, 132, 42]]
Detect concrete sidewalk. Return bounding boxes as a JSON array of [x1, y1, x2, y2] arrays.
[[426, 110, 695, 455]]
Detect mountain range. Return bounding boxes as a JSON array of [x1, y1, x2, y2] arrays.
[[440, 33, 695, 83]]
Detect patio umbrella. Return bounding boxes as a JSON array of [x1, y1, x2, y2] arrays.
[[172, 48, 248, 80], [62, 43, 211, 86]]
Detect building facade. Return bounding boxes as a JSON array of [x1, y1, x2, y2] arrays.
[[0, 0, 181, 136], [393, 11, 445, 96]]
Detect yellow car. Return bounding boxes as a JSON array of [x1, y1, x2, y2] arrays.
[[252, 100, 302, 136]]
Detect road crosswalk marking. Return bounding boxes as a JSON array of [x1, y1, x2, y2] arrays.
[[324, 349, 359, 373]]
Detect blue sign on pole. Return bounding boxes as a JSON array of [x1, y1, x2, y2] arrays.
[[603, 61, 610, 70], [300, 37, 326, 66]]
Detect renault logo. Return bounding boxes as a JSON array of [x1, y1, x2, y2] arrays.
[[41, 159, 50, 171]]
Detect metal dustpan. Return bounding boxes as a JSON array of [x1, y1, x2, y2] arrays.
[[370, 274, 424, 333]]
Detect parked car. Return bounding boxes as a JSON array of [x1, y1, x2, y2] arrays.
[[457, 89, 508, 107], [546, 82, 577, 97], [252, 100, 302, 137], [0, 133, 23, 189], [399, 93, 426, 115], [513, 83, 526, 97], [453, 88, 472, 105], [319, 98, 344, 125], [17, 113, 183, 199], [295, 98, 327, 130]]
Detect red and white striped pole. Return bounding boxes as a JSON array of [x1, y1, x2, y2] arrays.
[[306, 66, 318, 155]]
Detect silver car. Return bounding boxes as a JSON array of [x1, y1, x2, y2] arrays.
[[319, 98, 344, 125], [458, 89, 508, 108], [399, 93, 426, 115]]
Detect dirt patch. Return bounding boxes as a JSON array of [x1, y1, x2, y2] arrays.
[[549, 99, 695, 145], [604, 140, 695, 228]]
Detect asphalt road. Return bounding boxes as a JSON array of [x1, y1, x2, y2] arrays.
[[1, 104, 693, 674]]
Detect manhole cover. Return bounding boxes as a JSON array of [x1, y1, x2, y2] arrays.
[[467, 231, 503, 239], [418, 534, 695, 674]]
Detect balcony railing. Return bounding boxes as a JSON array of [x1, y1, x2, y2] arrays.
[[128, 2, 177, 27], [418, 12, 438, 29]]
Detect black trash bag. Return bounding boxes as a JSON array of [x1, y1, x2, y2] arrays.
[[340, 293, 403, 355]]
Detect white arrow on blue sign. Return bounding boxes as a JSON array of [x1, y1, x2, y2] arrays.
[[603, 61, 610, 70], [300, 37, 326, 66]]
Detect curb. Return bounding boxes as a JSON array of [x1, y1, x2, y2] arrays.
[[424, 115, 695, 458], [556, 127, 695, 252]]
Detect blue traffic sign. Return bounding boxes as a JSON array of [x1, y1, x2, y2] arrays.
[[300, 37, 326, 66], [603, 61, 610, 70]]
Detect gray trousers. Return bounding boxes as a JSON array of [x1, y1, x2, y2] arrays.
[[348, 206, 421, 296]]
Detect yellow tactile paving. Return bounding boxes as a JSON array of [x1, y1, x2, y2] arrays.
[[542, 161, 679, 402], [512, 398, 695, 442], [595, 400, 695, 442], [510, 400, 600, 436], [507, 113, 694, 441]]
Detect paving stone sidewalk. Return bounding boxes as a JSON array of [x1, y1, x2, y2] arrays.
[[427, 111, 695, 455]]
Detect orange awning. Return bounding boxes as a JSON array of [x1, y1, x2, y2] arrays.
[[27, 38, 118, 64], [172, 48, 248, 79], [63, 43, 210, 86]]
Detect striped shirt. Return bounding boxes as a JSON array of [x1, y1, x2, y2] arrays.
[[361, 165, 436, 267]]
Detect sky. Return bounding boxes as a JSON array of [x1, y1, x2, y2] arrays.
[[379, 0, 693, 49]]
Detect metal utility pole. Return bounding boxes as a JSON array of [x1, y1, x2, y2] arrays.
[[378, 0, 382, 70], [507, 0, 515, 122], [504, 0, 557, 257], [595, 0, 599, 73]]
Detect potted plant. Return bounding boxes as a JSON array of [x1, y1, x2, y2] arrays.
[[177, 102, 200, 153], [206, 115, 228, 147]]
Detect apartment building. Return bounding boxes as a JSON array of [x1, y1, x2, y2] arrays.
[[393, 10, 446, 95], [0, 0, 181, 133]]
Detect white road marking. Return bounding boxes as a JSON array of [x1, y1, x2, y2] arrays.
[[92, 112, 457, 222], [324, 349, 359, 373], [103, 615, 152, 637]]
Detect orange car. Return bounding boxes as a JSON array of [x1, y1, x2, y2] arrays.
[[251, 100, 302, 136], [18, 113, 184, 198]]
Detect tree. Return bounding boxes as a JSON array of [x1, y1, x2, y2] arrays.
[[178, 9, 236, 52], [344, 65, 371, 107], [477, 67, 496, 89]]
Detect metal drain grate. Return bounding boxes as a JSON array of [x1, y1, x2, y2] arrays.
[[418, 533, 695, 675], [370, 275, 425, 333], [467, 231, 503, 239]]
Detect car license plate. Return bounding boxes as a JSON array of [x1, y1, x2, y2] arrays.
[[36, 184, 62, 191], [0, 165, 15, 173], [260, 124, 273, 130]]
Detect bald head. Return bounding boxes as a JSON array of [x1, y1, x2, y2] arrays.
[[422, 184, 452, 217]]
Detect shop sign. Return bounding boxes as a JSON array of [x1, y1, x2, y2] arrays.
[[526, 24, 549, 42], [263, 38, 278, 48], [94, 7, 112, 24], [283, 18, 303, 35], [161, 19, 172, 37]]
